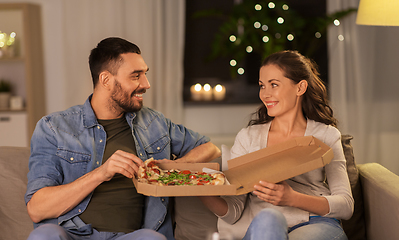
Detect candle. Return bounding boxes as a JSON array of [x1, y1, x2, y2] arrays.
[[202, 83, 213, 101], [213, 84, 226, 101], [190, 83, 202, 101]]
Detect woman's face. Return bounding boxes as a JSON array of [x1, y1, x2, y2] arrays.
[[259, 64, 303, 118]]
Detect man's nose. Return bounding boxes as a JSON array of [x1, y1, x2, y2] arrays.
[[140, 75, 151, 89]]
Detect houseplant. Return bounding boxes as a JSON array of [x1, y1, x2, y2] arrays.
[[0, 79, 12, 109]]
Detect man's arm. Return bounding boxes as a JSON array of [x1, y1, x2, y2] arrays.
[[174, 142, 221, 163], [27, 150, 143, 223]]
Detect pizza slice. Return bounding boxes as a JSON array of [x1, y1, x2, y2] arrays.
[[137, 158, 164, 184]]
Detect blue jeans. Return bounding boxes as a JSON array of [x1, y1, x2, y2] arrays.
[[243, 209, 348, 240], [27, 224, 167, 240]]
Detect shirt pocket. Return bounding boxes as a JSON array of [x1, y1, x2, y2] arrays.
[[144, 135, 170, 155], [57, 149, 91, 178]]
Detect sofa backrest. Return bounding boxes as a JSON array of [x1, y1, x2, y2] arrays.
[[0, 146, 33, 240]]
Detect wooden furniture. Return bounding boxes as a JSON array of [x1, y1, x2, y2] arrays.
[[0, 3, 45, 146]]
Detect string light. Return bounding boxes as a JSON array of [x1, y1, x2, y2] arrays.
[[229, 35, 237, 42], [230, 59, 237, 66], [315, 32, 322, 38], [282, 4, 289, 10], [255, 4, 262, 11], [268, 2, 275, 9], [277, 17, 284, 24], [237, 68, 245, 75], [287, 34, 294, 41], [275, 33, 281, 39], [262, 36, 270, 42], [254, 22, 261, 29], [246, 46, 253, 53], [262, 25, 269, 31], [334, 19, 340, 26], [338, 35, 345, 41]]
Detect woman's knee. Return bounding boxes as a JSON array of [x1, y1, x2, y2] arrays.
[[254, 208, 287, 228], [27, 224, 69, 240]]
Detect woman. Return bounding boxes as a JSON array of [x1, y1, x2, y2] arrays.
[[200, 50, 354, 240]]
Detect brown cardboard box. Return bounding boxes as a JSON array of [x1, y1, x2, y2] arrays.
[[133, 162, 237, 196], [133, 136, 333, 196]]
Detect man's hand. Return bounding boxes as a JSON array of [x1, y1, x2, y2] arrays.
[[99, 150, 144, 180]]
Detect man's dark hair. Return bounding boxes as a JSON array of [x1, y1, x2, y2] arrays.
[[89, 37, 141, 87]]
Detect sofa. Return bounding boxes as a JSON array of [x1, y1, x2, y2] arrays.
[[1, 134, 399, 240]]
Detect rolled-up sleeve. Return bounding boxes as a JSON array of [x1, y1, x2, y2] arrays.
[[167, 119, 210, 158], [25, 117, 62, 204]]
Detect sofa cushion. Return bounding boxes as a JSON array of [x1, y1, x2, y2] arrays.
[[0, 146, 33, 240], [340, 135, 366, 240]]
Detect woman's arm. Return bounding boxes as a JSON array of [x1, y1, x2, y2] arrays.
[[253, 180, 329, 216], [198, 196, 229, 216]]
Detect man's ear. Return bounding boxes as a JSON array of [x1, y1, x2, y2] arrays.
[[98, 71, 112, 90], [297, 80, 308, 96]]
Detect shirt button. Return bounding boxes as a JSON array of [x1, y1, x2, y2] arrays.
[[139, 153, 143, 156], [158, 221, 162, 224], [157, 147, 160, 150], [161, 198, 165, 202], [97, 126, 100, 129], [96, 161, 100, 165], [70, 157, 74, 161], [99, 139, 103, 143], [78, 209, 82, 213]]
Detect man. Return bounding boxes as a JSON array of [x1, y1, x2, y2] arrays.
[[25, 37, 221, 240]]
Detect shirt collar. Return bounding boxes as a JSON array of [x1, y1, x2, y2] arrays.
[[82, 94, 99, 128]]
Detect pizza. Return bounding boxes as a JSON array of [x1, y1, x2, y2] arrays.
[[137, 158, 225, 186]]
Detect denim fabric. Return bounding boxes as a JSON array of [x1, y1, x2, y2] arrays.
[[243, 209, 348, 240], [27, 223, 167, 240], [25, 95, 209, 239]]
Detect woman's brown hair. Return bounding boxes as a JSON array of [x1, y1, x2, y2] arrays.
[[248, 50, 337, 127]]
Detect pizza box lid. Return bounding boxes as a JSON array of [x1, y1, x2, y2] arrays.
[[133, 162, 237, 197], [133, 135, 333, 196], [224, 135, 334, 195]]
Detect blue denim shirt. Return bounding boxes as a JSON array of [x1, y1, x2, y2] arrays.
[[25, 95, 209, 239]]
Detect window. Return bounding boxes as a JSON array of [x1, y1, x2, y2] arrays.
[[183, 0, 328, 105]]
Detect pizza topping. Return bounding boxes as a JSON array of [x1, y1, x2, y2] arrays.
[[137, 158, 225, 186]]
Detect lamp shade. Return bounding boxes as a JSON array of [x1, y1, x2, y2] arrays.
[[356, 0, 399, 26]]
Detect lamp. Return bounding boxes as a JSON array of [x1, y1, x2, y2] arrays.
[[356, 0, 399, 26]]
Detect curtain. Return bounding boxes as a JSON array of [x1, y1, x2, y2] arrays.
[[62, 0, 185, 123], [327, 0, 399, 174]]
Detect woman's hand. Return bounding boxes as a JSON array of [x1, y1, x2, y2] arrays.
[[252, 180, 296, 207]]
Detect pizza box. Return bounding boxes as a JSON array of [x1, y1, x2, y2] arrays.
[[133, 162, 237, 196], [133, 135, 333, 196]]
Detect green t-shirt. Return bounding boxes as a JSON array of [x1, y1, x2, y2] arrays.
[[79, 117, 144, 233]]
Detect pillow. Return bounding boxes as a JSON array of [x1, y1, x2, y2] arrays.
[[340, 135, 366, 240]]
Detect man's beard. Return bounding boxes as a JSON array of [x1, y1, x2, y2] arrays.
[[110, 79, 144, 113]]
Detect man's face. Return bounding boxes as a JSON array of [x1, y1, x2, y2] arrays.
[[109, 53, 150, 113]]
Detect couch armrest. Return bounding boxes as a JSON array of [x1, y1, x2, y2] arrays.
[[358, 163, 399, 240]]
